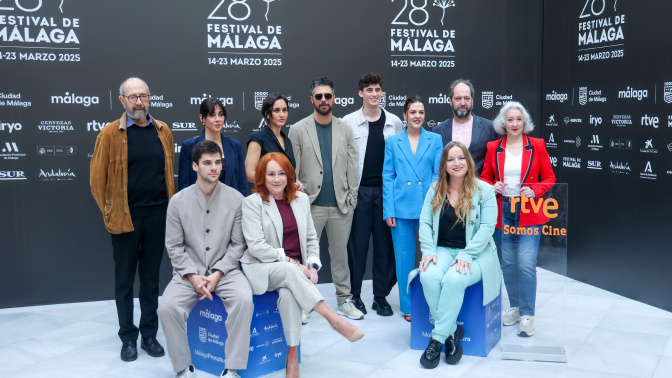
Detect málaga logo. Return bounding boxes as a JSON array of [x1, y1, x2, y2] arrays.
[[254, 91, 268, 110], [664, 82, 672, 104], [481, 91, 493, 109]]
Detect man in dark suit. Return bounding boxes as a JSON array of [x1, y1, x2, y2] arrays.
[[432, 79, 498, 175]]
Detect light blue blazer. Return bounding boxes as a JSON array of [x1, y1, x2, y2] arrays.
[[416, 179, 502, 305], [382, 128, 443, 220]]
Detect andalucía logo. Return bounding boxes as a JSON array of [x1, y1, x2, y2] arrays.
[[481, 91, 493, 109], [38, 168, 76, 181]]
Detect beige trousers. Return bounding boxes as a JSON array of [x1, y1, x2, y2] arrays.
[[265, 262, 324, 346], [158, 269, 253, 373], [310, 205, 354, 305]]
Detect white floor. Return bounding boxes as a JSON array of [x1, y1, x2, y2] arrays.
[[1, 269, 672, 378]]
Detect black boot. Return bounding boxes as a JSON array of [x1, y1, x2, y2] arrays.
[[445, 325, 464, 365], [420, 338, 443, 369]]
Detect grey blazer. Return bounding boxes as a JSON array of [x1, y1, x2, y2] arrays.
[[165, 182, 246, 279], [288, 114, 359, 214], [240, 192, 321, 295], [432, 114, 498, 174]]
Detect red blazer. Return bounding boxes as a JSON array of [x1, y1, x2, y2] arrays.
[[480, 135, 556, 229]]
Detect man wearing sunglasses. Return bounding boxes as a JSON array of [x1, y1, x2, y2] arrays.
[[288, 77, 363, 319], [90, 77, 174, 362]]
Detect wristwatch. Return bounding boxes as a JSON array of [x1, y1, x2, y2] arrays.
[[309, 263, 319, 271]]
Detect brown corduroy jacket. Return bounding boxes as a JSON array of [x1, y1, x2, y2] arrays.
[[90, 113, 175, 234]]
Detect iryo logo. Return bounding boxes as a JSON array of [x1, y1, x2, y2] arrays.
[[0, 122, 22, 133], [589, 115, 602, 126]]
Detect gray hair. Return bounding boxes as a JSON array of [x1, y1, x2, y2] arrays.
[[119, 77, 150, 96], [448, 78, 474, 99], [492, 101, 534, 135]]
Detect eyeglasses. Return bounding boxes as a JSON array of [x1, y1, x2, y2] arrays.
[[123, 94, 150, 103], [313, 93, 333, 101]]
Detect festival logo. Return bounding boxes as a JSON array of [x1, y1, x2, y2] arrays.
[[0, 1, 82, 63], [562, 157, 581, 169], [576, 0, 626, 62]]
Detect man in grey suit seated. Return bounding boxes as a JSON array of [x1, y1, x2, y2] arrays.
[[432, 79, 498, 175], [158, 140, 253, 378]]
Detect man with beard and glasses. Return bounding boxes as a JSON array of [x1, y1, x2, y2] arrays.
[[288, 77, 363, 320], [432, 79, 497, 175], [90, 77, 174, 362]]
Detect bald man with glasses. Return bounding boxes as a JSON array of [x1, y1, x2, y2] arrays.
[[90, 77, 174, 362]]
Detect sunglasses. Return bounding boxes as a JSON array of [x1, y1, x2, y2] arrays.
[[313, 93, 333, 101]]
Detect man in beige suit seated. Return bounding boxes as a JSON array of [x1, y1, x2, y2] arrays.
[[158, 140, 253, 378], [288, 77, 363, 319]]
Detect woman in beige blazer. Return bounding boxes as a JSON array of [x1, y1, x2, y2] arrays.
[[240, 153, 363, 378]]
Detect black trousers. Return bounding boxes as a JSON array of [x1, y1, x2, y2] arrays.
[[347, 185, 396, 297], [110, 212, 166, 342]]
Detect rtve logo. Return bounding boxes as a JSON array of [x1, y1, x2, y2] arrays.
[[641, 114, 659, 128]]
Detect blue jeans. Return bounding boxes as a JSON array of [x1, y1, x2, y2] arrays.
[[420, 246, 483, 343], [496, 199, 541, 316], [391, 218, 418, 315]]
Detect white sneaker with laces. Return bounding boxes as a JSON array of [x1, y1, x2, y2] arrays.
[[220, 369, 241, 378], [302, 311, 310, 324], [176, 365, 196, 378], [502, 307, 520, 326], [518, 315, 534, 337], [337, 298, 365, 319]]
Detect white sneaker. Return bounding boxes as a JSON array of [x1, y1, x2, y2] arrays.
[[302, 311, 310, 325], [337, 298, 365, 320], [220, 369, 241, 378], [176, 365, 196, 378], [502, 307, 520, 326], [518, 315, 534, 337]]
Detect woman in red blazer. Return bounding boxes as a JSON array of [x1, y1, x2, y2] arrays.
[[480, 101, 555, 337]]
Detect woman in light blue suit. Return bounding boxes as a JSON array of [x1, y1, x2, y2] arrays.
[[416, 141, 501, 368], [383, 96, 443, 321]]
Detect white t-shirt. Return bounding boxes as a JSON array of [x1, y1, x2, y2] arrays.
[[502, 149, 522, 197]]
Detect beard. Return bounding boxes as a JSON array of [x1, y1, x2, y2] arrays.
[[452, 104, 472, 119], [126, 104, 148, 121], [314, 102, 333, 116]]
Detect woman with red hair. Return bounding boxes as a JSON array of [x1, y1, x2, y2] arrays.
[[240, 153, 363, 378]]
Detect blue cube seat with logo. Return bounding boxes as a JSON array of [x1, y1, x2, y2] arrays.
[[187, 291, 298, 378], [410, 276, 501, 357]]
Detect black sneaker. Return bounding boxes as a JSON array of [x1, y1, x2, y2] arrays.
[[372, 296, 393, 316], [120, 339, 137, 362], [141, 336, 165, 357], [351, 296, 367, 315], [420, 338, 443, 369], [445, 325, 464, 365]]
